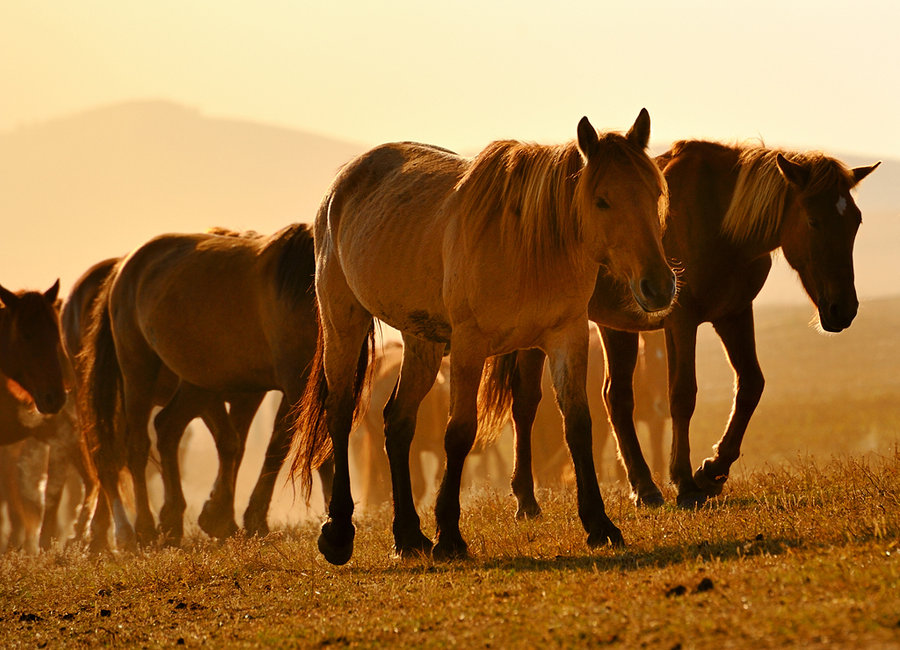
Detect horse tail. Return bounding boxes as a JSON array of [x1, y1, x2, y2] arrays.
[[77, 274, 123, 482], [476, 351, 517, 446], [290, 312, 376, 502]]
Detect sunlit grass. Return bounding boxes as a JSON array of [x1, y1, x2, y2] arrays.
[[1, 451, 898, 647]]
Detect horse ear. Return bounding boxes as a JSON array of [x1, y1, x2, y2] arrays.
[[0, 283, 17, 308], [851, 161, 881, 186], [626, 108, 651, 149], [776, 153, 810, 188], [577, 116, 600, 161], [43, 279, 60, 304]]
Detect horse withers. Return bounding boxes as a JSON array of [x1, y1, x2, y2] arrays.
[[292, 110, 676, 564]]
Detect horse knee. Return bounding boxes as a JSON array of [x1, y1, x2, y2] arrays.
[[736, 368, 765, 410]]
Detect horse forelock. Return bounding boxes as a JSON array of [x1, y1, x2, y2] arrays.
[[722, 146, 854, 244], [584, 134, 669, 230]]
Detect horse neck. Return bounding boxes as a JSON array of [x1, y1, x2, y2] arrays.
[[0, 312, 11, 374]]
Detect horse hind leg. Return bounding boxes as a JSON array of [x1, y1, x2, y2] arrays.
[[384, 336, 443, 558], [118, 355, 162, 546]]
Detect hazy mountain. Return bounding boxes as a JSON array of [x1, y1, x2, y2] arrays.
[[1, 100, 897, 305], [0, 100, 366, 292]]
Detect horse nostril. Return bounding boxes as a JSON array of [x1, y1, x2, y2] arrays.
[[640, 278, 654, 302]]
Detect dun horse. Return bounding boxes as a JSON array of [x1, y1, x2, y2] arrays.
[[292, 110, 676, 565], [81, 224, 316, 548], [508, 141, 880, 510]]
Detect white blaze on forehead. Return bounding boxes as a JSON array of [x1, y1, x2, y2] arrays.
[[836, 195, 848, 216]]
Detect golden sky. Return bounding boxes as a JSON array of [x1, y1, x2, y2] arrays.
[[3, 1, 898, 157]]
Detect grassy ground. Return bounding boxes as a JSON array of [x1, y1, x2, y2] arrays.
[[1, 452, 898, 648]]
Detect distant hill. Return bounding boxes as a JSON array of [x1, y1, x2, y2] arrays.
[[1, 100, 898, 302], [0, 100, 366, 291]]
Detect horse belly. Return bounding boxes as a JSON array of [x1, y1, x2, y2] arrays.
[[337, 217, 451, 344]]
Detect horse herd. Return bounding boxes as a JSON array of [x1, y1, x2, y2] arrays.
[[0, 110, 879, 565]]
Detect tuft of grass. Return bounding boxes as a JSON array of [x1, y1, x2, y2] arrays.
[[1, 452, 899, 647]]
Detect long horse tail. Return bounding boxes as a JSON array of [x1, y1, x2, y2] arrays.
[[290, 312, 376, 502], [476, 351, 518, 446], [77, 274, 123, 482]]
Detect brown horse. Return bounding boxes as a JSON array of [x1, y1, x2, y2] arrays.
[[81, 224, 316, 548], [292, 110, 676, 564], [509, 141, 880, 510], [0, 281, 66, 416]]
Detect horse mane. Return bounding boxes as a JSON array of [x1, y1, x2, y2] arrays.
[[206, 226, 263, 239], [721, 145, 855, 244], [270, 222, 316, 304], [455, 135, 666, 279]]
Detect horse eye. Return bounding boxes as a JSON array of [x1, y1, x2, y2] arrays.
[[808, 217, 820, 230], [596, 197, 610, 210]]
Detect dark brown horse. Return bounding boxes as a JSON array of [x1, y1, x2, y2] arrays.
[[509, 141, 880, 510], [0, 281, 66, 416], [292, 111, 675, 564], [80, 224, 316, 548]]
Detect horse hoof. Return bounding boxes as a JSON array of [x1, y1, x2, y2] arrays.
[[246, 520, 270, 538], [676, 490, 708, 509], [633, 488, 666, 508], [587, 523, 625, 549], [515, 500, 542, 520], [693, 462, 728, 497], [433, 536, 469, 561], [318, 521, 355, 566], [394, 532, 433, 560]]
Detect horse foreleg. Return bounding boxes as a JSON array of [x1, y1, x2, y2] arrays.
[[154, 386, 208, 544], [384, 337, 443, 558], [695, 306, 764, 496], [509, 348, 546, 519], [665, 319, 704, 508], [242, 393, 290, 538], [549, 326, 624, 549], [197, 393, 258, 540], [600, 327, 663, 506], [433, 344, 484, 560]]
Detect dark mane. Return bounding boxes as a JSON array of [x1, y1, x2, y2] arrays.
[[271, 223, 316, 304]]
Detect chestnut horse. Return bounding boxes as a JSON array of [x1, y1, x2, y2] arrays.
[[508, 141, 880, 510], [292, 110, 676, 564], [81, 224, 316, 548], [0, 282, 66, 416]]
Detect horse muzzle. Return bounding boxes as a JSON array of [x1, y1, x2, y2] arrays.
[[817, 297, 858, 333], [630, 271, 677, 314]]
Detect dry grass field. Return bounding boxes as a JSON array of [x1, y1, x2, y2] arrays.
[[1, 297, 899, 648], [1, 452, 898, 647]]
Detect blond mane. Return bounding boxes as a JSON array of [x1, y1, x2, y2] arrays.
[[722, 146, 855, 244], [455, 135, 665, 280]]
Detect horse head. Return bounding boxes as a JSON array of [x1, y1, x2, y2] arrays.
[[576, 110, 676, 315], [0, 280, 67, 414], [777, 154, 880, 333]]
